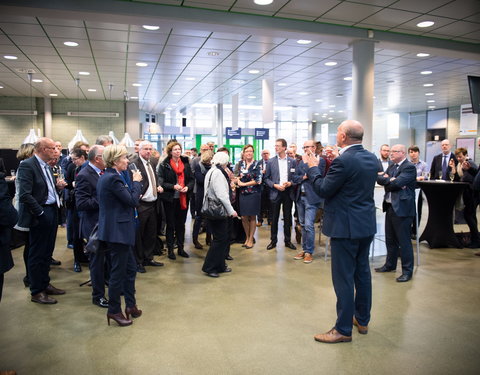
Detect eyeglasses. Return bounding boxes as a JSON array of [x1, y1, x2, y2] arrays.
[[390, 150, 403, 153]]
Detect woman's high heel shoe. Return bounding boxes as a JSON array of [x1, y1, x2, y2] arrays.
[[107, 312, 132, 327], [125, 305, 142, 319]]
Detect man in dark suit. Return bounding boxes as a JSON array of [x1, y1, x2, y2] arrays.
[[430, 139, 457, 180], [264, 139, 297, 250], [304, 120, 378, 343], [376, 144, 417, 282], [377, 144, 391, 172], [17, 137, 67, 304], [75, 145, 109, 308], [130, 141, 164, 273]]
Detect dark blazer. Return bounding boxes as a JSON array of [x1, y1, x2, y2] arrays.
[[129, 154, 158, 197], [264, 155, 297, 201], [0, 172, 18, 274], [157, 156, 194, 202], [292, 159, 326, 205], [307, 145, 378, 239], [430, 152, 457, 180], [17, 155, 52, 228], [75, 164, 101, 239], [377, 160, 417, 217], [97, 168, 142, 246]]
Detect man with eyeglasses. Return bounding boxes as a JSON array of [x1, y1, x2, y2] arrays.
[[17, 138, 67, 304], [291, 140, 326, 263], [378, 144, 392, 173], [376, 144, 417, 283]]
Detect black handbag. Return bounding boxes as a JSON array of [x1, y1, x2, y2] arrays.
[[201, 171, 228, 220], [84, 223, 103, 254]]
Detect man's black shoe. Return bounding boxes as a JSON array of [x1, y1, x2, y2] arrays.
[[285, 241, 297, 250], [92, 297, 109, 308], [266, 242, 276, 250], [136, 264, 146, 273]]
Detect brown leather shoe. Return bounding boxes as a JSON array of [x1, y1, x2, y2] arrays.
[[45, 284, 66, 295], [125, 305, 142, 319], [31, 292, 57, 304], [314, 328, 352, 343], [353, 316, 368, 334]]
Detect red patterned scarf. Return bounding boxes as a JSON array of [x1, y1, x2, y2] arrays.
[[170, 157, 187, 210]]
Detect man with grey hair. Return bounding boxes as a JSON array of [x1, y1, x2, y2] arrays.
[[75, 145, 109, 308], [95, 135, 113, 146], [429, 139, 457, 180], [376, 144, 417, 282], [304, 120, 378, 343], [18, 137, 67, 304], [130, 141, 164, 273]]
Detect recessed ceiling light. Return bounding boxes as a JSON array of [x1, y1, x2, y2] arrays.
[[417, 53, 430, 57], [208, 51, 219, 56], [338, 110, 344, 113], [328, 104, 336, 108], [315, 99, 323, 102], [427, 100, 435, 103], [136, 62, 148, 67], [428, 105, 436, 109], [425, 92, 434, 96], [63, 41, 78, 47], [297, 39, 311, 45], [185, 77, 196, 81], [172, 92, 181, 96], [421, 70, 432, 75], [254, 0, 274, 5], [78, 71, 90, 76], [417, 21, 435, 28], [278, 83, 287, 86], [328, 117, 333, 120], [130, 96, 138, 99], [142, 25, 159, 31], [132, 83, 142, 87], [329, 110, 335, 113], [248, 69, 260, 74], [324, 61, 337, 66], [32, 79, 43, 83], [49, 93, 58, 97], [87, 89, 96, 92], [344, 76, 352, 81], [423, 83, 434, 87], [0, 86, 4, 89], [299, 92, 308, 95], [248, 95, 257, 99], [4, 55, 17, 60], [314, 112, 320, 115], [373, 96, 376, 99]]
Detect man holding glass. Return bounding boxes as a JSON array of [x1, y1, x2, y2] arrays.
[[376, 144, 417, 283]]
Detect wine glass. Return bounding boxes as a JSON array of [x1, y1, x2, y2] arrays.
[[449, 172, 455, 182]]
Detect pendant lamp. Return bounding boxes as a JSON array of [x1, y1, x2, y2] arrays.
[[108, 130, 120, 145]]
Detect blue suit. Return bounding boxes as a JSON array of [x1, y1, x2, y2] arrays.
[[377, 160, 417, 275], [307, 144, 378, 336], [264, 155, 297, 244], [97, 168, 141, 314]]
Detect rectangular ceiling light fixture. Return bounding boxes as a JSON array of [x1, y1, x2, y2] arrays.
[[67, 112, 119, 117]]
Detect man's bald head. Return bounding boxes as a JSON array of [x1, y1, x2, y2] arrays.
[[336, 120, 364, 148]]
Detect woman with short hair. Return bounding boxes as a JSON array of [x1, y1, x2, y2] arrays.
[[98, 145, 143, 327], [202, 151, 238, 278]]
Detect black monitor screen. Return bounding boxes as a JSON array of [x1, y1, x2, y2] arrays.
[[468, 75, 480, 114]]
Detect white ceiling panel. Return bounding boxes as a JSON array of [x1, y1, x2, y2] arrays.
[[42, 25, 88, 39], [321, 2, 383, 23], [360, 8, 419, 27], [391, 0, 452, 13]]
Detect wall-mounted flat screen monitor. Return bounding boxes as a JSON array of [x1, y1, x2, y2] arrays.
[[468, 75, 480, 114], [427, 108, 448, 129]]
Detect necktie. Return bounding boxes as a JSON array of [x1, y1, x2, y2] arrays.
[[146, 161, 157, 198], [442, 155, 448, 180], [99, 170, 104, 176], [44, 165, 60, 207]]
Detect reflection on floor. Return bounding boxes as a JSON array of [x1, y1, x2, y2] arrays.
[[1, 197, 479, 374]]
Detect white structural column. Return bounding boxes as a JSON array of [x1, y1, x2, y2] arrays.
[[262, 78, 274, 126], [125, 100, 140, 139], [232, 93, 239, 130], [216, 103, 224, 146], [44, 97, 52, 138], [351, 39, 375, 151]]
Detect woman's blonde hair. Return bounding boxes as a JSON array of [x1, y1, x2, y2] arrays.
[[16, 143, 35, 161], [103, 144, 127, 168], [200, 150, 213, 164]]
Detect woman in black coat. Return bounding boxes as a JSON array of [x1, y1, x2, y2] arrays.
[[0, 172, 18, 302], [158, 141, 194, 260], [192, 151, 212, 249]]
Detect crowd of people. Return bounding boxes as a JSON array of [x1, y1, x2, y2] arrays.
[[1, 122, 480, 338]]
